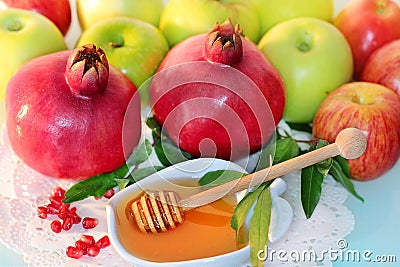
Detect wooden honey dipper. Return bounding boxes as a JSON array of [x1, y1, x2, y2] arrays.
[[131, 128, 367, 234]]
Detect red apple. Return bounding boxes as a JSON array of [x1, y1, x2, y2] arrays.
[[0, 0, 71, 35], [313, 82, 400, 181], [360, 39, 400, 96], [333, 0, 400, 79]]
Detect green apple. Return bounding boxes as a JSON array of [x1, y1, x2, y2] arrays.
[[76, 0, 164, 30], [76, 17, 169, 104], [258, 17, 353, 123], [249, 0, 333, 40], [159, 0, 260, 46], [0, 8, 66, 100]]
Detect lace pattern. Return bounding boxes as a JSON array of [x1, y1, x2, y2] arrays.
[[0, 123, 354, 267]]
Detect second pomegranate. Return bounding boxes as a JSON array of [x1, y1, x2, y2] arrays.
[[150, 19, 285, 160]]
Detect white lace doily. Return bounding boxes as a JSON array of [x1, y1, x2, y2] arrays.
[[0, 122, 355, 267]]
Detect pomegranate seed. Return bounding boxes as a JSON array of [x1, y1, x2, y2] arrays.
[[87, 245, 100, 257], [66, 246, 84, 259], [75, 240, 88, 255], [48, 197, 62, 208], [37, 206, 47, 219], [72, 214, 82, 224], [95, 235, 111, 249], [46, 205, 60, 215], [62, 217, 73, 231], [50, 220, 62, 233], [93, 196, 102, 200], [79, 235, 95, 246], [82, 217, 98, 229], [52, 187, 66, 200], [103, 189, 115, 199]]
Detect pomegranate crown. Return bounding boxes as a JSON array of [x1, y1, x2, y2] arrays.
[[65, 44, 110, 97], [205, 18, 243, 66]]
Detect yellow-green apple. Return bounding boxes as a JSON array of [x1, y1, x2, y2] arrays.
[[0, 8, 66, 100], [249, 0, 333, 41], [313, 82, 400, 181], [258, 17, 353, 123], [334, 0, 400, 80], [0, 0, 71, 35], [360, 39, 400, 96], [76, 17, 169, 104], [159, 0, 260, 46], [76, 0, 164, 30]]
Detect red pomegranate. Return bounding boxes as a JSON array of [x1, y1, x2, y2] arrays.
[[6, 44, 141, 179], [150, 19, 285, 160]]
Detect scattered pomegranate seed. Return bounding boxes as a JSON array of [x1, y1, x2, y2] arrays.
[[50, 220, 62, 233], [87, 245, 100, 257], [66, 235, 111, 259], [79, 235, 95, 246], [75, 240, 88, 255], [52, 187, 66, 200], [66, 246, 84, 259], [103, 188, 115, 199], [37, 206, 47, 219], [95, 235, 111, 249], [46, 205, 60, 215], [62, 217, 74, 231], [82, 217, 98, 229], [40, 187, 108, 260]]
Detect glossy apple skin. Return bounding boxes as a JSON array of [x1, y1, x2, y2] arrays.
[[258, 17, 353, 123], [76, 17, 169, 105], [0, 8, 66, 100], [334, 0, 400, 80], [77, 0, 164, 30], [1, 0, 71, 35], [159, 0, 259, 46], [313, 82, 400, 181], [150, 33, 285, 160], [360, 39, 400, 96], [6, 50, 141, 180], [249, 0, 333, 40]]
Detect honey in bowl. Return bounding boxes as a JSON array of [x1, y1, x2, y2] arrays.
[[115, 178, 247, 262]]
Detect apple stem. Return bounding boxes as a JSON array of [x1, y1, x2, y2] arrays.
[[297, 32, 313, 53], [377, 0, 387, 14], [108, 42, 123, 48], [7, 20, 23, 31]]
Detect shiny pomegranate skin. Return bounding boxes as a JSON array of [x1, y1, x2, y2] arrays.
[[6, 46, 141, 179], [150, 21, 285, 160]]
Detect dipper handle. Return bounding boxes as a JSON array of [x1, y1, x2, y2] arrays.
[[179, 128, 366, 210]]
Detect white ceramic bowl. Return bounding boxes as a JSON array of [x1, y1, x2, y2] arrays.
[[106, 158, 292, 267]]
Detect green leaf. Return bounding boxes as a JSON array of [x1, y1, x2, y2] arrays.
[[198, 170, 246, 188], [313, 139, 333, 176], [255, 136, 300, 171], [273, 137, 300, 165], [111, 139, 153, 178], [330, 157, 364, 202], [63, 173, 118, 204], [126, 139, 153, 167], [128, 166, 165, 183], [154, 136, 192, 166], [146, 117, 161, 133], [333, 155, 350, 177], [231, 182, 270, 243], [301, 165, 324, 219], [114, 178, 130, 191], [286, 122, 313, 133], [249, 187, 272, 267]]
